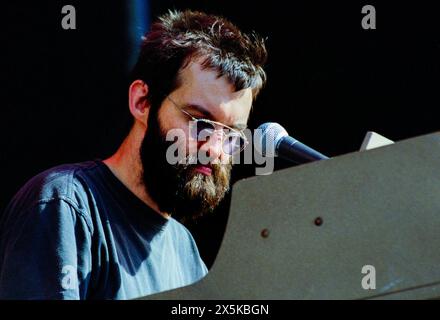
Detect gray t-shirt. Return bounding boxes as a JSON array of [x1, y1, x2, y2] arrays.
[[0, 160, 207, 299]]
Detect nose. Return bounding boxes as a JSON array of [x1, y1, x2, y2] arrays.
[[198, 131, 224, 163]]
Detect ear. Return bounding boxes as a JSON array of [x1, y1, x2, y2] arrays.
[[128, 80, 150, 127]]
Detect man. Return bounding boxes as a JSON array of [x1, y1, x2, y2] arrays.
[[0, 10, 267, 299]]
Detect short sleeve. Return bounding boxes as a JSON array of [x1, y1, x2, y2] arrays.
[[0, 199, 93, 299]]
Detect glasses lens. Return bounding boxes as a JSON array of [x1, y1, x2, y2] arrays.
[[223, 132, 246, 155], [193, 120, 216, 140]]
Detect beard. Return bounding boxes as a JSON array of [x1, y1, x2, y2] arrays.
[[140, 108, 232, 222]]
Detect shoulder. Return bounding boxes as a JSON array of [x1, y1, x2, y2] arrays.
[[3, 161, 100, 230], [9, 161, 98, 206]]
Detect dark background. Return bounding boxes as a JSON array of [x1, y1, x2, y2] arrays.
[[2, 1, 439, 268]]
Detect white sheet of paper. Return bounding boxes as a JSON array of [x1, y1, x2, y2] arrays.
[[360, 131, 394, 151]]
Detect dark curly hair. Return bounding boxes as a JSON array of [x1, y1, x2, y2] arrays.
[[130, 9, 268, 112]]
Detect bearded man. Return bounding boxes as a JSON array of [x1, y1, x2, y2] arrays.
[[0, 9, 267, 299]]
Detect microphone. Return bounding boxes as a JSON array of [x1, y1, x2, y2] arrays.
[[257, 122, 329, 164]]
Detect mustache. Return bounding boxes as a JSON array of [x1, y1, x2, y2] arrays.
[[174, 153, 232, 170]]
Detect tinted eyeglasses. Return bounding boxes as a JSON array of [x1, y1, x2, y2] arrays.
[[166, 96, 249, 155]]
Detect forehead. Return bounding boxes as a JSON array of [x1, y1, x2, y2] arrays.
[[173, 60, 253, 122]]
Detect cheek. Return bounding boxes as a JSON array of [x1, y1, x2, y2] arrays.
[[158, 107, 196, 155], [187, 140, 199, 156]]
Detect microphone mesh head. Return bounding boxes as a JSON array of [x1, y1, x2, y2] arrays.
[[256, 122, 288, 157]]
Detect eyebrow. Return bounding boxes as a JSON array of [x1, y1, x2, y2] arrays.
[[183, 103, 248, 131], [183, 103, 214, 120]]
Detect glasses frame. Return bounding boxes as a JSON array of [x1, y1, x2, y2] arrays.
[[166, 95, 249, 155]]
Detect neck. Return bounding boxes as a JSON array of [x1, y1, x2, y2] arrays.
[[103, 121, 170, 219]]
